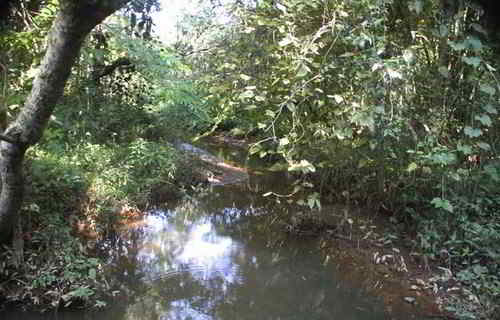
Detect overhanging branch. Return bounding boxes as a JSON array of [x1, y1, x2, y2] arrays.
[[0, 134, 17, 144], [92, 57, 133, 81]]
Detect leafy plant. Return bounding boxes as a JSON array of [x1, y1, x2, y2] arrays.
[[179, 1, 500, 318]]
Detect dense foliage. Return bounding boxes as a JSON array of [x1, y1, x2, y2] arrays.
[[177, 0, 500, 317], [1, 0, 500, 318], [0, 0, 207, 309]]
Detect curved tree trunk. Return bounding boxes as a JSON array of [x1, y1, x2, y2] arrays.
[[0, 142, 26, 244], [0, 0, 130, 244]]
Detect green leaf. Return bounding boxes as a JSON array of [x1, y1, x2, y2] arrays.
[[476, 142, 491, 151], [482, 104, 498, 114], [464, 126, 482, 138], [467, 37, 483, 51], [239, 90, 255, 99], [279, 137, 290, 146], [230, 128, 245, 136], [307, 192, 321, 209], [339, 52, 357, 58], [485, 63, 496, 72], [462, 56, 481, 68], [249, 144, 262, 155], [448, 40, 466, 51], [407, 162, 418, 172], [484, 165, 499, 182], [265, 109, 275, 117], [279, 37, 293, 47], [457, 143, 473, 155], [431, 197, 454, 213], [288, 159, 316, 173], [89, 268, 96, 280], [474, 114, 492, 127], [240, 74, 251, 81], [480, 84, 496, 95], [297, 64, 310, 77], [430, 152, 456, 165], [268, 162, 288, 171]]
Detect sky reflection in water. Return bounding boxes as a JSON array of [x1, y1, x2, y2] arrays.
[[118, 196, 387, 320], [0, 145, 391, 320]]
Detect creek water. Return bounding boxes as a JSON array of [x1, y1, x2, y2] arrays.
[[1, 142, 415, 320]]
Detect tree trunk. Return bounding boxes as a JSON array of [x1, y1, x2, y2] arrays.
[[0, 0, 130, 244]]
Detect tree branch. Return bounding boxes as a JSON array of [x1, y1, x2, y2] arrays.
[[179, 46, 220, 57], [0, 134, 17, 144], [92, 57, 133, 81]]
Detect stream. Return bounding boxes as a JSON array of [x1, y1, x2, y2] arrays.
[[0, 141, 423, 320]]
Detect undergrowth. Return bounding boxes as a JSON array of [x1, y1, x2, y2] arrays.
[[0, 133, 203, 310]]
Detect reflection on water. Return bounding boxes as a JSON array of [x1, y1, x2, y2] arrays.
[[0, 144, 393, 320], [114, 194, 388, 320], [140, 215, 241, 285]]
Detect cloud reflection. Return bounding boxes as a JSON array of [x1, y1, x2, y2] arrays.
[[137, 213, 242, 286]]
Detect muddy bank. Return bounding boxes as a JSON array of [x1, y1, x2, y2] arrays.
[[273, 205, 459, 320]]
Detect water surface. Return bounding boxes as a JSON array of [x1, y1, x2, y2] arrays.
[[1, 143, 401, 320]]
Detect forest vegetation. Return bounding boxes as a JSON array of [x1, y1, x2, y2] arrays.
[[0, 0, 499, 318]]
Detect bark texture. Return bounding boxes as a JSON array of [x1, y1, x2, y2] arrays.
[[0, 0, 130, 244]]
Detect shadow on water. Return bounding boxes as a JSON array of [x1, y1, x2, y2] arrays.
[[1, 142, 418, 320]]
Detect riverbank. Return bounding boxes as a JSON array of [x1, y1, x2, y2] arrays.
[[0, 139, 206, 311], [0, 139, 438, 319], [307, 206, 459, 319], [0, 136, 496, 319], [203, 134, 497, 320]]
